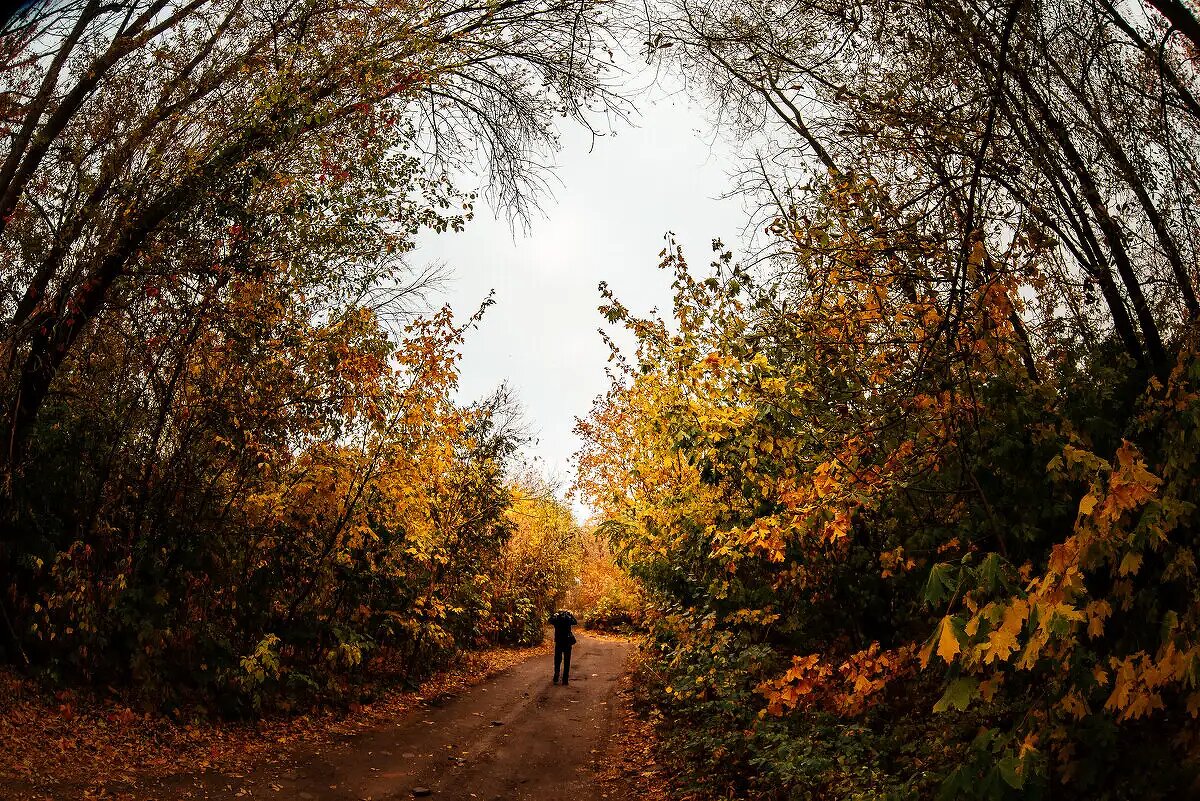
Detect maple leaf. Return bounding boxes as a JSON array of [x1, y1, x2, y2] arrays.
[[982, 599, 1028, 664], [920, 615, 964, 667], [1118, 552, 1143, 576], [933, 677, 978, 712]]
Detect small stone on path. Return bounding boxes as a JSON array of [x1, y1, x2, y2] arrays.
[[412, 787, 432, 797]]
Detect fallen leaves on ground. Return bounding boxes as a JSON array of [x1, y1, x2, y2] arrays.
[[595, 648, 671, 801], [0, 641, 551, 800]]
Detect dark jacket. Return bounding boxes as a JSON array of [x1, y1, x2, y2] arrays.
[[549, 610, 577, 645]]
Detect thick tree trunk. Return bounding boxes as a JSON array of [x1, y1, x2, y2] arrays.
[[1143, 0, 1200, 52]]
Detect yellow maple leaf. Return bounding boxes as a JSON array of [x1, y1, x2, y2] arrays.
[[1060, 691, 1089, 720], [920, 615, 962, 667], [983, 599, 1027, 664], [1119, 552, 1143, 576], [1085, 599, 1112, 638]]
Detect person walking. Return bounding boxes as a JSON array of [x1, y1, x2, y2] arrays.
[[549, 609, 578, 685]]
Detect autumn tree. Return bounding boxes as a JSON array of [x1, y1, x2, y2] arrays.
[[650, 0, 1200, 380], [479, 475, 583, 644], [579, 183, 1200, 797], [568, 522, 644, 630], [0, 0, 626, 481], [0, 0, 627, 707]]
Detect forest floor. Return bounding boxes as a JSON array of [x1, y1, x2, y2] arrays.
[[0, 634, 658, 801]]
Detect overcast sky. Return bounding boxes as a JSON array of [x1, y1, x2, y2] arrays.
[[416, 75, 747, 515]]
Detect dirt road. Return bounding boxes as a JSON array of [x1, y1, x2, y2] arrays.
[[181, 635, 634, 801]]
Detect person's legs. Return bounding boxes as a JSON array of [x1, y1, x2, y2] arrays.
[[553, 644, 563, 683], [562, 645, 572, 684]]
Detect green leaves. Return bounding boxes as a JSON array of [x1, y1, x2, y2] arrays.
[[997, 756, 1024, 790], [933, 677, 979, 713], [924, 563, 958, 605]]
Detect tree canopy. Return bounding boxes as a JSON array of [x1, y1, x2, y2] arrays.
[[3, 0, 1200, 797]]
